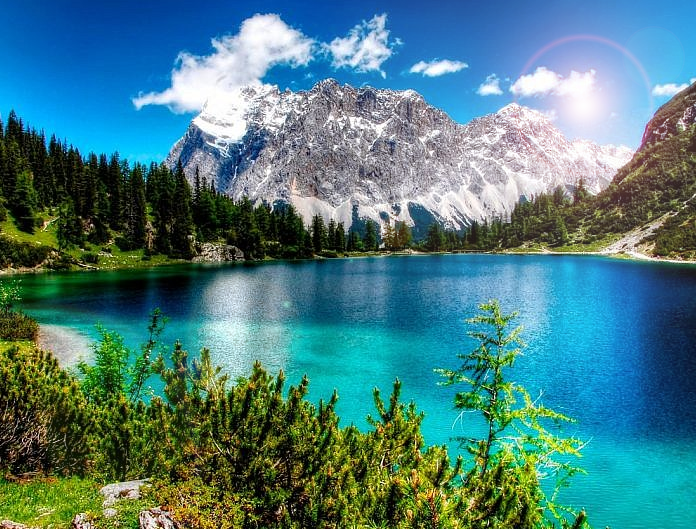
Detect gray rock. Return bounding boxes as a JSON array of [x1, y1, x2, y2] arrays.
[[71, 513, 94, 529], [139, 508, 180, 529], [168, 80, 633, 233], [0, 521, 28, 529], [192, 242, 244, 262], [100, 479, 149, 507]]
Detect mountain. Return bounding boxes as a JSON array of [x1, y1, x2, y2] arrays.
[[167, 79, 632, 233], [496, 81, 696, 259], [594, 81, 696, 257]]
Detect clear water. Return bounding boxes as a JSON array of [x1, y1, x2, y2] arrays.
[[18, 255, 696, 528]]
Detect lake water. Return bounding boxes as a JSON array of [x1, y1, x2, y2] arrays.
[[18, 254, 696, 528]]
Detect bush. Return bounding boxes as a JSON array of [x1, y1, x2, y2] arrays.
[[81, 252, 99, 264], [114, 236, 136, 251], [0, 236, 53, 268], [0, 311, 39, 341], [0, 346, 93, 475]]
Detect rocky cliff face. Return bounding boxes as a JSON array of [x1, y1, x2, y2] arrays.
[[641, 82, 696, 147], [167, 79, 632, 231]]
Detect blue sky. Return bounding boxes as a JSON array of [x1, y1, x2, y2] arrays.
[[1, 0, 694, 163]]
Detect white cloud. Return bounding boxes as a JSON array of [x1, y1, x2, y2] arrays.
[[510, 66, 596, 98], [409, 59, 468, 77], [652, 79, 696, 97], [477, 74, 503, 96], [133, 14, 314, 113], [326, 14, 397, 78]]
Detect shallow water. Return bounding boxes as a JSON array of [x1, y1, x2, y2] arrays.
[[19, 255, 696, 528]]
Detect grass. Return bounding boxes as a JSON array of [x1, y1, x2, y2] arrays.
[[0, 214, 58, 248], [90, 247, 184, 270], [0, 476, 102, 528], [0, 477, 152, 529], [555, 233, 623, 253], [0, 339, 35, 354]]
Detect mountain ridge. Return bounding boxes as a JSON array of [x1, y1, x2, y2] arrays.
[[167, 80, 632, 232]]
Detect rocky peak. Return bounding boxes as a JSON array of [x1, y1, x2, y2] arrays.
[[641, 81, 696, 147], [167, 80, 633, 233]]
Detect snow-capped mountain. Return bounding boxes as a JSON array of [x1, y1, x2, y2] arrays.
[[167, 79, 633, 231]]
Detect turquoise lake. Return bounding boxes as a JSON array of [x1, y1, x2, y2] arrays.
[[18, 254, 696, 528]]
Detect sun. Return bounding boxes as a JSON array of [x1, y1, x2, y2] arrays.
[[564, 91, 605, 125]]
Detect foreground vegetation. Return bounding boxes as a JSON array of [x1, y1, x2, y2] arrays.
[[0, 282, 588, 528]]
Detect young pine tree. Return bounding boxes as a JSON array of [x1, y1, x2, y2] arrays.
[[436, 300, 587, 528]]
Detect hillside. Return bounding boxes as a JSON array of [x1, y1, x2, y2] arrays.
[[499, 81, 696, 260]]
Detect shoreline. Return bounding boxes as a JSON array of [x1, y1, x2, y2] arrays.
[[1, 247, 695, 278], [36, 324, 93, 367], [510, 248, 696, 265]]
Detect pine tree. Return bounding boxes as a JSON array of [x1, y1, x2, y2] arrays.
[[426, 222, 446, 251], [396, 221, 412, 249], [383, 222, 396, 250], [327, 219, 337, 250], [364, 219, 378, 251], [311, 214, 327, 253], [334, 221, 346, 252], [347, 229, 362, 251], [235, 196, 261, 259], [573, 177, 590, 203], [436, 300, 586, 527], [107, 153, 124, 230], [56, 198, 84, 250], [123, 163, 147, 249], [171, 161, 195, 258], [11, 170, 38, 233]]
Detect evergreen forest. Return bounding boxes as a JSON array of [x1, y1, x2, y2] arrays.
[[0, 110, 385, 270]]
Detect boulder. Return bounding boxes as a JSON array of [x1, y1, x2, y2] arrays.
[[71, 513, 94, 529], [0, 521, 28, 529], [100, 479, 149, 507], [139, 508, 180, 529], [193, 243, 244, 262]]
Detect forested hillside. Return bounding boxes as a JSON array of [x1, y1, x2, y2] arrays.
[[0, 111, 382, 268], [490, 83, 696, 258]]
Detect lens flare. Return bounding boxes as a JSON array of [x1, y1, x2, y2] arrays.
[[517, 34, 654, 129]]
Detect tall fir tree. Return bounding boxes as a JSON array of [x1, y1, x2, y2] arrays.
[[364, 219, 378, 251], [334, 221, 346, 252], [123, 163, 147, 249], [170, 161, 195, 258], [311, 214, 327, 253], [11, 171, 38, 233]]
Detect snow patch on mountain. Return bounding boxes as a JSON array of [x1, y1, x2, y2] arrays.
[[168, 80, 633, 233]]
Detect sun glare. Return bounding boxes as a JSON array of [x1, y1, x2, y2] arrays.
[[564, 91, 604, 125]]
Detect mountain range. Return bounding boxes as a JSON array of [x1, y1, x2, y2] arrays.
[[167, 79, 633, 233]]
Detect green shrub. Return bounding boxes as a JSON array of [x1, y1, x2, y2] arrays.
[[0, 311, 39, 341], [81, 252, 99, 264], [0, 346, 93, 475], [0, 235, 53, 268]]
